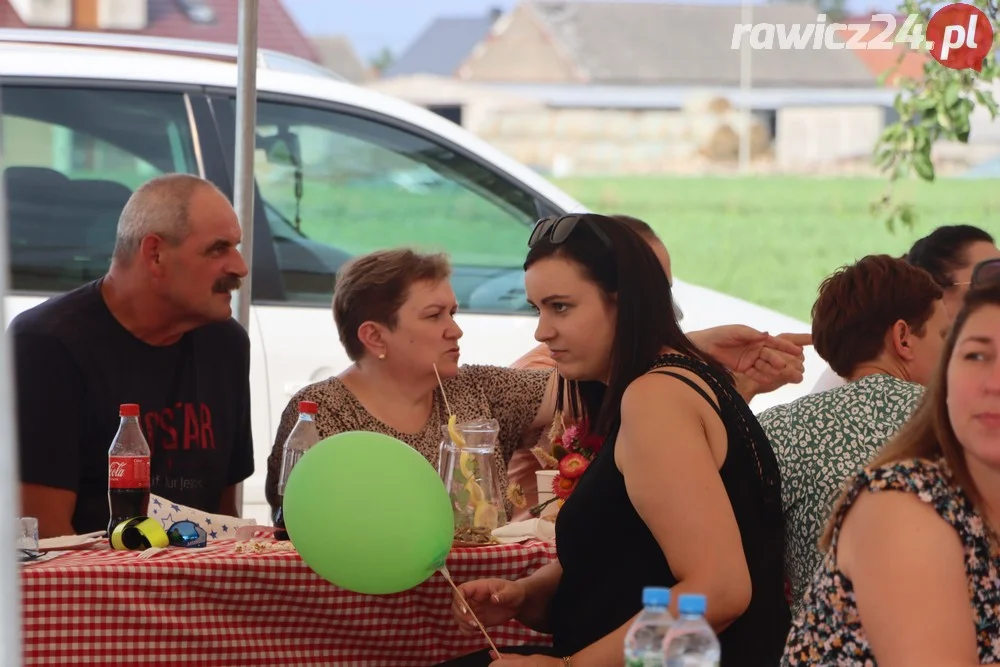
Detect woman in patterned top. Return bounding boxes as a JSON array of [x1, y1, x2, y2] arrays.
[[784, 283, 1000, 666], [265, 248, 558, 518], [759, 254, 950, 612]]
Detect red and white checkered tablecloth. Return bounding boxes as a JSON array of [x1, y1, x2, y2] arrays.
[[20, 538, 557, 666]]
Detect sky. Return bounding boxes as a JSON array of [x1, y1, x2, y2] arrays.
[[282, 0, 903, 61], [282, 0, 516, 60]]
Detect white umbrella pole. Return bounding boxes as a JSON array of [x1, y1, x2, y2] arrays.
[[232, 0, 259, 515], [233, 0, 258, 329], [0, 87, 26, 666]]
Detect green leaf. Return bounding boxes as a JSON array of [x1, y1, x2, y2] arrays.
[[982, 93, 1000, 117], [912, 152, 935, 181], [899, 206, 915, 229], [894, 93, 907, 115], [955, 112, 971, 142], [874, 148, 895, 170], [881, 123, 904, 142], [886, 209, 899, 233], [892, 158, 909, 181], [930, 107, 952, 130], [936, 106, 953, 132], [944, 82, 961, 109]]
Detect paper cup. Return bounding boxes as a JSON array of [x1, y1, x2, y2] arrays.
[[535, 470, 559, 518]]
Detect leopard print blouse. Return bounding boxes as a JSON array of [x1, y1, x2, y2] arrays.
[[265, 364, 553, 513]]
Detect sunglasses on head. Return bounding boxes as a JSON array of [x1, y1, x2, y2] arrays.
[[968, 258, 1000, 289], [528, 214, 613, 249]]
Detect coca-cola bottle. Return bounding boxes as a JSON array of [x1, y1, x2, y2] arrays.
[[108, 403, 151, 536], [273, 401, 320, 540]]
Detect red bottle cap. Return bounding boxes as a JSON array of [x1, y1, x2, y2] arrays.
[[299, 401, 318, 415], [119, 404, 140, 418]]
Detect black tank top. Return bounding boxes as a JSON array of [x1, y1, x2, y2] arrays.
[[547, 354, 790, 666]]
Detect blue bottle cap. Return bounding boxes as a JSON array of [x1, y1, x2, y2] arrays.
[[642, 586, 671, 608], [678, 593, 707, 615]]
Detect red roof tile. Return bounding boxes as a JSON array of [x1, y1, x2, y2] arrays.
[[0, 0, 319, 63], [837, 17, 929, 85], [0, 0, 26, 28]]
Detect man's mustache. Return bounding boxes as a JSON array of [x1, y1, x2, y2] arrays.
[[213, 276, 243, 293]]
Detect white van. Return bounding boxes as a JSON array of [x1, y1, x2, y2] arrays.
[[0, 30, 820, 523]]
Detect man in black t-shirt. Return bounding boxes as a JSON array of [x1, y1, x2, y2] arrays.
[[10, 174, 254, 537]]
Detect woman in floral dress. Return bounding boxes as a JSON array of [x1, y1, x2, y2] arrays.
[[783, 282, 1000, 666]]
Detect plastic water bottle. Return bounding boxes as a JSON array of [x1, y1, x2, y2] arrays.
[[273, 401, 320, 540], [624, 586, 674, 667], [663, 594, 721, 667]]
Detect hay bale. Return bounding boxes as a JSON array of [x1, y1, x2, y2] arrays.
[[707, 97, 733, 114], [699, 120, 772, 162], [700, 124, 741, 161]]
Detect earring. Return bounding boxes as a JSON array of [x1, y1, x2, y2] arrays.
[[378, 353, 386, 360]]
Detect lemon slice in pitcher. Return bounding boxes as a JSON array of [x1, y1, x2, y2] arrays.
[[448, 414, 466, 448], [459, 451, 476, 479], [473, 501, 499, 530], [464, 478, 486, 504]]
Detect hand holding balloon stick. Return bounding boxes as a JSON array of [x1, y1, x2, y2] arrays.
[[438, 563, 503, 658]]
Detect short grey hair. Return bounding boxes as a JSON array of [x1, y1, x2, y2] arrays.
[[112, 173, 225, 262]]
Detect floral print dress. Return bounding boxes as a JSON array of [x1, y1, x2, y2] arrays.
[[782, 457, 1000, 665], [758, 374, 924, 613]]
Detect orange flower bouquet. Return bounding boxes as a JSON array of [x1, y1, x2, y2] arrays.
[[525, 417, 604, 517]]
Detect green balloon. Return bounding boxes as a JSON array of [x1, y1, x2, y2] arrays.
[[283, 431, 455, 595]]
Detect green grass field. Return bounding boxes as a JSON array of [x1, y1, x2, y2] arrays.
[[552, 176, 1000, 322], [259, 171, 997, 323]]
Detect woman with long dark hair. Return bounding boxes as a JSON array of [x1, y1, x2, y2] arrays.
[[440, 214, 790, 667]]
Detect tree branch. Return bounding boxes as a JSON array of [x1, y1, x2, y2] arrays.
[[872, 0, 999, 229]]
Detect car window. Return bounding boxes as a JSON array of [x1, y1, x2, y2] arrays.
[[1, 86, 199, 293], [251, 100, 540, 313]]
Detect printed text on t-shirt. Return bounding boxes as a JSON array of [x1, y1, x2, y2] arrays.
[[142, 402, 216, 452]]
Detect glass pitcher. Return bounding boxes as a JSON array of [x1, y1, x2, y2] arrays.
[[438, 417, 508, 533]]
